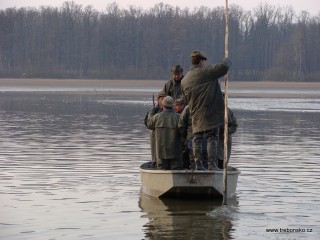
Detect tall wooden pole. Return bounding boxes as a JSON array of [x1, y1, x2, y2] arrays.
[[222, 0, 229, 205]]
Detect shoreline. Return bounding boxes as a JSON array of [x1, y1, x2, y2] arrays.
[[0, 78, 319, 98]]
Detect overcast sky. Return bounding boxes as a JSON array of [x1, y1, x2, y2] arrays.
[[1, 0, 319, 15]]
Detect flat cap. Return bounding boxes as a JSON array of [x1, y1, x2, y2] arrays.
[[156, 90, 167, 98], [162, 96, 174, 108], [174, 97, 186, 105], [190, 50, 207, 60]]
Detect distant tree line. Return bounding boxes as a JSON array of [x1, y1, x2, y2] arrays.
[[0, 1, 319, 81]]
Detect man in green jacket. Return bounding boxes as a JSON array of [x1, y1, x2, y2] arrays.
[[162, 65, 184, 100], [146, 96, 182, 170], [181, 50, 231, 170]]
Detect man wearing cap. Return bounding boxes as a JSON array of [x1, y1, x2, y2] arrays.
[[181, 50, 231, 170], [162, 65, 184, 100], [144, 91, 167, 167], [146, 96, 182, 170]]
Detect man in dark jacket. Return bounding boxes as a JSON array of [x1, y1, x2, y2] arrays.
[[162, 65, 184, 100], [181, 50, 231, 170]]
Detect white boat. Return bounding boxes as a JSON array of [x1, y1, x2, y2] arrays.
[[140, 162, 240, 199]]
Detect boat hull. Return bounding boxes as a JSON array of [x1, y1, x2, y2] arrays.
[[140, 162, 240, 199]]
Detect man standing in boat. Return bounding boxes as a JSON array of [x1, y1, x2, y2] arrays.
[[181, 50, 231, 170], [145, 96, 182, 170], [162, 65, 184, 100], [144, 91, 167, 168]]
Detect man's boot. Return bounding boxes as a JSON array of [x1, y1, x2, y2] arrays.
[[195, 160, 206, 170], [189, 160, 196, 170], [208, 161, 219, 170]]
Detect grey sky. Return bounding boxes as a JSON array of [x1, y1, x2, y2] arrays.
[[0, 0, 319, 15]]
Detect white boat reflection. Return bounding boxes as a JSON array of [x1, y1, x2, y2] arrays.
[[139, 192, 236, 239]]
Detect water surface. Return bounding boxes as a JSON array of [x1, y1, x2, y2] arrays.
[[0, 87, 319, 240]]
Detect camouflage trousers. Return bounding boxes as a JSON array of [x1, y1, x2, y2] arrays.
[[192, 128, 218, 167]]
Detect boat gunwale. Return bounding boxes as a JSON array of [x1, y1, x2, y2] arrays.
[[140, 165, 241, 175]]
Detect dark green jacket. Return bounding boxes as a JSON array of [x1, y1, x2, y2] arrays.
[[181, 58, 230, 133], [162, 77, 183, 100], [218, 108, 238, 161], [146, 108, 181, 160], [178, 105, 193, 141], [144, 106, 162, 162]]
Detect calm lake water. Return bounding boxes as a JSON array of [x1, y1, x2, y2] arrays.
[[0, 84, 319, 240]]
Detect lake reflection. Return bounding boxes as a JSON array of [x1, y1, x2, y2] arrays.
[[139, 192, 236, 240], [0, 90, 319, 240]]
